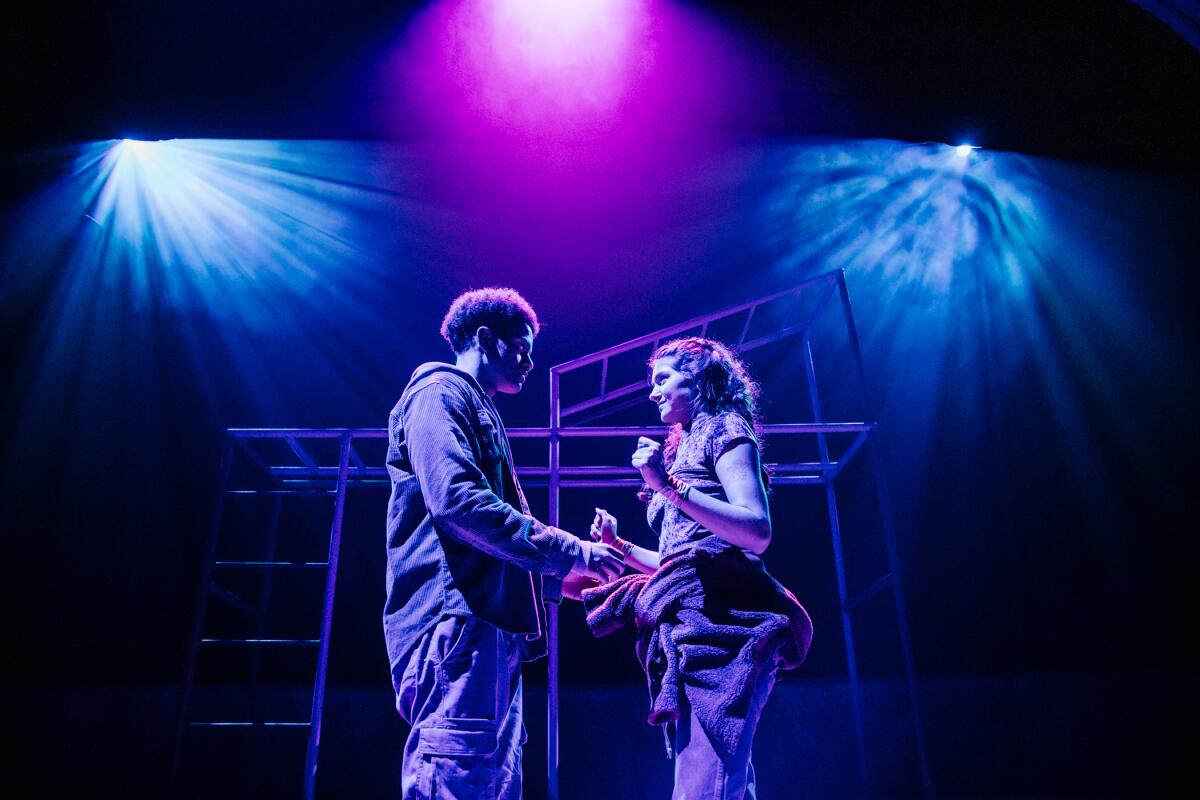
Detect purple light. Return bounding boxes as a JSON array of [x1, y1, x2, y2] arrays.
[[429, 0, 650, 130], [374, 0, 784, 245], [384, 0, 776, 155], [492, 0, 635, 67]]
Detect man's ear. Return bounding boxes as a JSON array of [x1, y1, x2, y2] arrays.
[[476, 325, 495, 352]]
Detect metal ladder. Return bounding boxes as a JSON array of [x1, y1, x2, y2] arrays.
[[169, 430, 359, 798]]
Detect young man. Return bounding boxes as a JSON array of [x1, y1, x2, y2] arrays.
[[384, 287, 624, 799]]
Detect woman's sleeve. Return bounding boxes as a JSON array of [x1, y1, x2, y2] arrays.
[[704, 412, 758, 466]]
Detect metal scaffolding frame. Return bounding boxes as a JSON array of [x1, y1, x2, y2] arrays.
[[171, 268, 931, 797]]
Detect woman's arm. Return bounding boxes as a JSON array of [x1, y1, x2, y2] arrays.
[[633, 437, 772, 555]]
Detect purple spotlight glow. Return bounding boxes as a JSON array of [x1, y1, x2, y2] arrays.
[[397, 0, 652, 136], [461, 0, 646, 123], [374, 0, 789, 240], [491, 0, 637, 70]]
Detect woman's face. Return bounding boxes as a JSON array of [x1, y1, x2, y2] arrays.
[[648, 357, 696, 426]]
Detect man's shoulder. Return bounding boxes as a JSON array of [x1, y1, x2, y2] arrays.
[[405, 363, 477, 397], [401, 366, 485, 416]]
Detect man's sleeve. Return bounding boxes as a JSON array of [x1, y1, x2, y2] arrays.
[[403, 382, 580, 577]]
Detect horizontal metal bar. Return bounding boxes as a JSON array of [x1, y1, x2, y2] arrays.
[[555, 479, 646, 488], [521, 462, 837, 478], [844, 574, 893, 612], [227, 422, 873, 443], [214, 561, 329, 569], [226, 489, 338, 496], [515, 477, 827, 489], [518, 423, 873, 438], [237, 479, 392, 489], [524, 476, 831, 488], [255, 475, 826, 488], [265, 465, 384, 473], [260, 459, 843, 483], [188, 721, 311, 728], [517, 466, 638, 477], [201, 638, 320, 646], [773, 461, 838, 473], [227, 428, 386, 439], [505, 428, 552, 439]]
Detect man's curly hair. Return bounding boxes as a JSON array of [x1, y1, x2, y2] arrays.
[[440, 288, 540, 354]]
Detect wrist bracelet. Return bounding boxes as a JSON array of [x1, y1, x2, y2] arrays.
[[614, 537, 634, 556], [665, 474, 693, 503], [662, 484, 691, 510]]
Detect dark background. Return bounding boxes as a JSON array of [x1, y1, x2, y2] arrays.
[[2, 1, 1198, 796]]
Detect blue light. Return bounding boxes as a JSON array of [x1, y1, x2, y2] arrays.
[[955, 144, 978, 157], [0, 138, 418, 432]]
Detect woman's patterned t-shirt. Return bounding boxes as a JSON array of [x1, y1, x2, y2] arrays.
[[646, 411, 759, 559]]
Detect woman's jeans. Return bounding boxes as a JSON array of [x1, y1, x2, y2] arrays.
[[395, 615, 525, 800], [672, 666, 777, 800]]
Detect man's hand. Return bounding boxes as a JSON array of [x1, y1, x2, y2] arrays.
[[568, 540, 625, 584]]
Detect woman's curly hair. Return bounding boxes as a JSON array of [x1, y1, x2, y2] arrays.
[[638, 337, 767, 502]]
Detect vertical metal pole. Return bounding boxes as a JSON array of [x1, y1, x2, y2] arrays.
[[303, 433, 353, 800], [169, 437, 234, 799], [803, 336, 833, 470], [804, 335, 870, 790], [547, 369, 562, 800], [837, 270, 935, 798]]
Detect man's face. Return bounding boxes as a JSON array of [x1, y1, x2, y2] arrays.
[[488, 323, 536, 395]]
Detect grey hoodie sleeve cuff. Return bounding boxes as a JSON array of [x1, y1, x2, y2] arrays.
[[542, 526, 582, 579]]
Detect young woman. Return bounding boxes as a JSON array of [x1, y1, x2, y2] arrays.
[[580, 337, 813, 800]]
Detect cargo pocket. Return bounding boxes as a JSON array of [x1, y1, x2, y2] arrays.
[[419, 719, 501, 799]]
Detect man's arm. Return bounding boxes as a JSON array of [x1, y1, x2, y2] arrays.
[[404, 381, 582, 576]]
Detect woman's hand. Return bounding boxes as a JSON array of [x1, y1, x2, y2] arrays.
[[590, 508, 619, 546], [592, 503, 662, 576], [631, 436, 669, 491]]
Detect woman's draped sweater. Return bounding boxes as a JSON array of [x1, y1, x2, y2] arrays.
[[582, 536, 812, 761]]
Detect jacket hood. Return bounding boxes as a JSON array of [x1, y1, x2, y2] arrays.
[[405, 362, 488, 399]]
